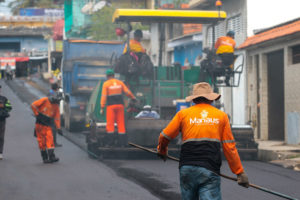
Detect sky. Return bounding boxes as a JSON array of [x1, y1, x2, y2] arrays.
[[0, 0, 14, 16], [247, 0, 300, 36]]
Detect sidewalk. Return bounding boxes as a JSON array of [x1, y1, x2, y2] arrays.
[[257, 140, 300, 171], [11, 76, 300, 171]]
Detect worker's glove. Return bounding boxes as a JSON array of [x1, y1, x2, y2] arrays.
[[237, 172, 249, 188], [157, 152, 167, 162], [157, 145, 168, 162], [57, 129, 63, 136], [100, 108, 104, 115]]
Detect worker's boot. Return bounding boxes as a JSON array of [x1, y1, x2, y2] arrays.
[[48, 149, 59, 163], [41, 150, 51, 164], [118, 134, 128, 147], [105, 134, 114, 147]]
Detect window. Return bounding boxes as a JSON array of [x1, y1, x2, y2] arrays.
[[206, 22, 225, 47], [227, 15, 242, 34], [292, 45, 300, 64]]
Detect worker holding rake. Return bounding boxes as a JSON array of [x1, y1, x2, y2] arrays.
[[157, 82, 249, 200]]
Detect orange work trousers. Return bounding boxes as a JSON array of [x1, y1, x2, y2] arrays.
[[35, 123, 55, 150], [106, 104, 125, 134]]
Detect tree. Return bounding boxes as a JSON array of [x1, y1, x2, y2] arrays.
[[87, 5, 149, 41], [88, 6, 119, 41], [9, 0, 62, 15]]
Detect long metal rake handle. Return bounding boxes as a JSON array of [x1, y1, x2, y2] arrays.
[[128, 142, 298, 200]]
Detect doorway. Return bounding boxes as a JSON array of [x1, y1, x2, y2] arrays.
[[267, 50, 284, 140]]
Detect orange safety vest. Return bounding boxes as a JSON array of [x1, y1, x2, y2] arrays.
[[215, 36, 236, 54], [31, 97, 61, 129], [100, 78, 135, 108], [158, 103, 244, 175], [123, 39, 146, 54]]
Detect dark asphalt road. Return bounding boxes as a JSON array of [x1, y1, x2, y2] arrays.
[[3, 78, 300, 200], [0, 80, 159, 200]]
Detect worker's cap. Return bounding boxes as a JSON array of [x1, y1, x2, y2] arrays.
[[106, 69, 115, 76], [143, 105, 151, 110], [185, 82, 221, 102], [134, 29, 143, 38], [227, 30, 235, 37]]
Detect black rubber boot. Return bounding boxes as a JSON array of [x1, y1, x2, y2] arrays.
[[105, 134, 114, 147], [41, 150, 51, 164], [118, 134, 128, 147], [48, 149, 59, 163]]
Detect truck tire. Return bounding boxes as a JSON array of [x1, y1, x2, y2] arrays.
[[64, 104, 77, 132]]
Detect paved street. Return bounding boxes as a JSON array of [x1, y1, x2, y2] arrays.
[[0, 80, 158, 200], [1, 79, 300, 200]]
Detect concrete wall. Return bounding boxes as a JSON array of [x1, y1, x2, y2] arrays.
[[246, 34, 300, 143]]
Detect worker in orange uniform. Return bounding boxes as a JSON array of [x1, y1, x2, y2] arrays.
[[215, 30, 236, 86], [123, 29, 146, 54], [157, 82, 249, 200], [100, 69, 136, 147], [31, 93, 63, 163]]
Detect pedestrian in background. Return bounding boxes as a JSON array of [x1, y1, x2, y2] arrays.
[[157, 82, 249, 200], [0, 85, 12, 160], [48, 83, 62, 147]]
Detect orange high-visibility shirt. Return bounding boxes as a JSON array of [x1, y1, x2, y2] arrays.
[[31, 97, 61, 129], [215, 36, 236, 54], [101, 78, 135, 108], [158, 103, 244, 175], [123, 39, 146, 54]]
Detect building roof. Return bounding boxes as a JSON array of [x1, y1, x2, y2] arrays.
[[239, 18, 300, 49]]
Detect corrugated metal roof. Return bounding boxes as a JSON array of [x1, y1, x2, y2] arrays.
[[239, 19, 300, 49]]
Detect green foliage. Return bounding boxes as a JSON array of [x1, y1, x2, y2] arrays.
[[88, 6, 119, 41], [87, 6, 149, 41], [9, 0, 61, 15]]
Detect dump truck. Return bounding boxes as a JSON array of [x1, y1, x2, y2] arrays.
[[85, 9, 258, 159], [61, 39, 124, 131]]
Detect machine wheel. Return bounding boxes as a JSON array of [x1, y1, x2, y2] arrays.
[[64, 104, 77, 132]]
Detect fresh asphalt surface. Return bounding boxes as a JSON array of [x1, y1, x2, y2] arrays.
[[0, 80, 158, 200], [1, 78, 300, 200]]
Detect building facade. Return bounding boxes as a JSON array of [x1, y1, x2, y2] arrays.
[[240, 19, 300, 144]]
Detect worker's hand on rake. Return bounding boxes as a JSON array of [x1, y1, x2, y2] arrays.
[[100, 108, 104, 115], [157, 152, 167, 162], [237, 172, 249, 188], [157, 145, 168, 162]]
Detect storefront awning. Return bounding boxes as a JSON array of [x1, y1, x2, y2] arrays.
[[0, 57, 29, 62]]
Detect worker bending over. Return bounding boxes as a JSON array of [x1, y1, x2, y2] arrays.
[[100, 69, 136, 146], [31, 93, 63, 163], [157, 82, 249, 200]]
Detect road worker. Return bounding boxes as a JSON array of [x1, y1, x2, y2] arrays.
[[123, 29, 146, 54], [100, 69, 136, 147], [135, 105, 160, 119], [48, 83, 62, 147], [0, 85, 12, 160], [31, 93, 63, 163], [157, 82, 249, 200], [215, 30, 236, 86]]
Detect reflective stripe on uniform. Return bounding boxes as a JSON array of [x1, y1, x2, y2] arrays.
[[222, 139, 235, 143], [161, 131, 172, 140], [182, 137, 221, 144]]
